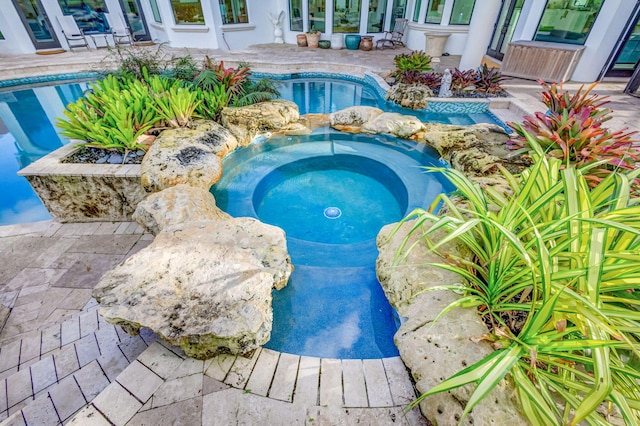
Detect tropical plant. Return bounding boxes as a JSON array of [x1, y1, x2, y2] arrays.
[[475, 64, 507, 94], [392, 50, 432, 79], [153, 86, 201, 128], [57, 74, 160, 153], [234, 77, 280, 107], [450, 67, 477, 93], [396, 70, 441, 89], [508, 81, 639, 188], [394, 137, 640, 425]]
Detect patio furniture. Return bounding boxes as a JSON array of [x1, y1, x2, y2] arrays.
[[376, 18, 408, 49], [56, 15, 89, 51], [105, 13, 134, 45]]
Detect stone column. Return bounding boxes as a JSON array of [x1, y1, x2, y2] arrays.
[[458, 0, 501, 70]]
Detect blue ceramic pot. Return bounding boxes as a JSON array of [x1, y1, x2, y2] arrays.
[[345, 35, 361, 50]]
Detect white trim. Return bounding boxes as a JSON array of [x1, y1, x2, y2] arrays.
[[407, 22, 469, 34], [221, 24, 256, 32], [171, 25, 210, 33]]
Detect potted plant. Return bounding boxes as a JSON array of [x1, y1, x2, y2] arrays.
[[305, 28, 321, 48]]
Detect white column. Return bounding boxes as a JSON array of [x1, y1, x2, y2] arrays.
[[458, 0, 501, 70]]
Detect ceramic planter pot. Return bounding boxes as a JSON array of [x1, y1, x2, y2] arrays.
[[306, 32, 321, 48], [296, 34, 308, 47], [318, 40, 331, 49], [360, 36, 373, 51], [345, 35, 361, 50]]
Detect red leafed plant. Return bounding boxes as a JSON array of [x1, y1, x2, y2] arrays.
[[508, 80, 639, 188]]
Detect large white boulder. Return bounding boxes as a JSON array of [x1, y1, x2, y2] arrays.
[[92, 218, 293, 359], [133, 184, 231, 235]]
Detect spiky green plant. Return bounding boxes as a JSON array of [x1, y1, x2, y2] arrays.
[[394, 136, 640, 425]]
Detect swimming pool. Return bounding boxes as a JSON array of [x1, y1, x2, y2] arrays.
[[0, 74, 503, 226], [212, 131, 454, 358]]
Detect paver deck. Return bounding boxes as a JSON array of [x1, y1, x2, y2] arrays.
[[1, 43, 639, 425]]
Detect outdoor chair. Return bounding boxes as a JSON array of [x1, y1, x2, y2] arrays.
[[105, 13, 134, 45], [56, 15, 89, 51], [376, 18, 408, 49]]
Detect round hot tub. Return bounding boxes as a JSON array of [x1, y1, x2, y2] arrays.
[[211, 131, 452, 359]]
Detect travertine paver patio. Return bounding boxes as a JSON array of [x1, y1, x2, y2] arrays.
[[0, 221, 427, 425], [1, 43, 640, 425]]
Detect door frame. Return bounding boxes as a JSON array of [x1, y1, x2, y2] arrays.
[[117, 0, 152, 42], [486, 0, 518, 60], [602, 2, 640, 79], [12, 0, 61, 50]]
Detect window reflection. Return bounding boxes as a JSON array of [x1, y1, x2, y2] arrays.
[[149, 0, 162, 23], [534, 0, 604, 45], [391, 0, 407, 20], [289, 0, 303, 31], [57, 0, 110, 33], [449, 0, 475, 25], [412, 0, 421, 22], [171, 0, 205, 24], [309, 0, 325, 32], [333, 0, 361, 33], [219, 0, 248, 24], [424, 0, 444, 24], [367, 0, 387, 33]]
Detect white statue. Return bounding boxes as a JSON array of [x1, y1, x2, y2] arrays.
[[269, 11, 285, 44], [438, 68, 453, 98]]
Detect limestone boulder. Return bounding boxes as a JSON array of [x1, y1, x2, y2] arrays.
[[386, 83, 434, 110], [220, 99, 300, 146], [362, 112, 426, 140], [93, 218, 293, 359], [330, 106, 384, 131], [376, 222, 462, 316], [376, 222, 527, 425], [140, 133, 222, 193], [133, 184, 231, 235], [422, 122, 528, 175]]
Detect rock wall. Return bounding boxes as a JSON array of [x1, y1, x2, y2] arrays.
[[377, 222, 528, 425], [25, 174, 146, 223]]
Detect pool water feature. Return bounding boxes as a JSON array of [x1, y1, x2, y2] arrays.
[[211, 131, 454, 359], [0, 73, 504, 227]]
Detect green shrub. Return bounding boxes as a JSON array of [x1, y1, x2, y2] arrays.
[[392, 50, 432, 79], [393, 138, 640, 425]]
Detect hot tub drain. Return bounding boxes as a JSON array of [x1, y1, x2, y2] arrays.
[[324, 207, 342, 219]]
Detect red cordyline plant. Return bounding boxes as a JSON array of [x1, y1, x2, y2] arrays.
[[508, 80, 640, 188]]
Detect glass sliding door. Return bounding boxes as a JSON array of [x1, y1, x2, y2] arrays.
[[333, 0, 361, 33], [367, 0, 387, 32], [487, 0, 523, 60], [391, 0, 406, 20], [534, 0, 604, 45], [611, 16, 640, 76], [12, 0, 61, 49], [118, 0, 151, 41], [308, 0, 325, 32]]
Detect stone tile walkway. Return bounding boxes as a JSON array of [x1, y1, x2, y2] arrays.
[[0, 222, 425, 425]]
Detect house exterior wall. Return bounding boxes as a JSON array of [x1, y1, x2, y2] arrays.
[[0, 0, 637, 83]]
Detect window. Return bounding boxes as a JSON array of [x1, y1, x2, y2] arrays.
[[57, 0, 109, 33], [449, 0, 475, 25], [534, 0, 604, 45], [171, 0, 205, 25], [424, 0, 445, 24], [333, 0, 361, 33], [367, 0, 387, 33], [391, 0, 407, 20], [412, 0, 422, 22], [219, 0, 248, 24], [308, 0, 325, 32], [289, 0, 302, 31], [149, 0, 162, 23]]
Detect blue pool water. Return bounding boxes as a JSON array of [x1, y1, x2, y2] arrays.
[[0, 75, 502, 226], [212, 132, 454, 358]]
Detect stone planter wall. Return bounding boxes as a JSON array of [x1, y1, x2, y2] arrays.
[[18, 144, 145, 223]]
